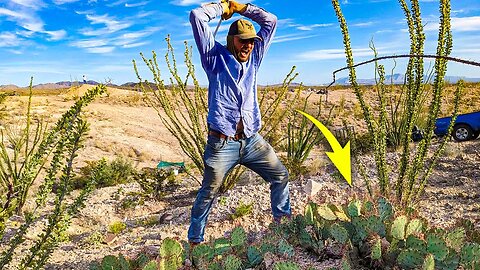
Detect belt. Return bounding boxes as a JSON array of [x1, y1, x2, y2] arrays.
[[208, 129, 246, 141]]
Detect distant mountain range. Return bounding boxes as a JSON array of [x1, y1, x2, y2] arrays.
[[1, 74, 480, 90], [333, 74, 480, 85]]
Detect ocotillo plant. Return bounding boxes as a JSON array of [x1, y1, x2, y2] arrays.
[[0, 83, 106, 269], [331, 0, 461, 207]]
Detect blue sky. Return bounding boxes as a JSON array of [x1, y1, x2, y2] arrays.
[[0, 0, 479, 87]]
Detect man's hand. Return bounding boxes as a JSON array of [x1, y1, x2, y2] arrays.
[[222, 0, 247, 20]]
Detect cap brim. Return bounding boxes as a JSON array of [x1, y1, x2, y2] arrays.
[[235, 34, 262, 41]]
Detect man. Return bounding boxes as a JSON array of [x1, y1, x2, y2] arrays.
[[188, 0, 291, 244]]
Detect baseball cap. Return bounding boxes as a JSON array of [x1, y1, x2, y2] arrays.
[[228, 19, 262, 41]]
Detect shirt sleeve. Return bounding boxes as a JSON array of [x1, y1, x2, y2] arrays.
[[241, 4, 278, 66], [189, 3, 224, 72]]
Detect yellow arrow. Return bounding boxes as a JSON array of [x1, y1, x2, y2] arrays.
[[297, 110, 352, 186]]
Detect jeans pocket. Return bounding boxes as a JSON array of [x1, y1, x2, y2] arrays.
[[207, 135, 227, 151]]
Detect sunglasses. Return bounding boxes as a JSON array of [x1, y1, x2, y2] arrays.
[[238, 38, 255, 45]]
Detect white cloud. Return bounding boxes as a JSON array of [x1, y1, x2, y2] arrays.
[[296, 23, 333, 31], [122, 41, 149, 48], [10, 0, 45, 9], [452, 16, 480, 32], [82, 14, 132, 36], [170, 0, 207, 6], [272, 33, 319, 44], [125, 1, 149, 8], [297, 48, 376, 61], [0, 7, 30, 20], [53, 0, 80, 4], [45, 30, 67, 41], [0, 32, 22, 47], [86, 46, 115, 53], [71, 39, 109, 48], [352, 21, 374, 27]]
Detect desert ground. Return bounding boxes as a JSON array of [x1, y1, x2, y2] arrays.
[[0, 84, 478, 269]]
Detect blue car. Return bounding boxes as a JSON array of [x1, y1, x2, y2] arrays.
[[434, 111, 480, 141]]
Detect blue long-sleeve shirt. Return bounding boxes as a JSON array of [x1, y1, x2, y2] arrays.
[[189, 3, 277, 138]]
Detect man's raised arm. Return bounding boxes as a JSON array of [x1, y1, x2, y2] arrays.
[[189, 3, 229, 71]]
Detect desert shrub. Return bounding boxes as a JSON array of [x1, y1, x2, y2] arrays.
[[108, 221, 127, 235], [132, 167, 176, 199], [229, 201, 254, 220], [282, 93, 332, 179], [74, 156, 136, 189], [0, 81, 106, 269], [134, 37, 300, 192], [331, 0, 462, 207], [0, 92, 7, 120]]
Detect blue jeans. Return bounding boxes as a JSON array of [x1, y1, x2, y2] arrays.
[[188, 133, 291, 243]]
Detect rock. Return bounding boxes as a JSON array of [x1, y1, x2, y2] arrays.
[[304, 179, 323, 197], [159, 212, 174, 224], [103, 232, 117, 245]]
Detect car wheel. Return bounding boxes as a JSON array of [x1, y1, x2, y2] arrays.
[[452, 124, 474, 142]]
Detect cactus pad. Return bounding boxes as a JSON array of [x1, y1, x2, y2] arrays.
[[422, 254, 435, 270], [273, 261, 300, 270], [347, 199, 362, 218], [330, 223, 350, 244], [317, 204, 337, 221], [427, 233, 449, 261], [397, 249, 424, 269], [230, 227, 247, 247], [445, 227, 466, 252], [247, 246, 263, 267], [378, 198, 393, 221], [406, 219, 424, 237], [223, 254, 242, 270], [391, 215, 408, 240]]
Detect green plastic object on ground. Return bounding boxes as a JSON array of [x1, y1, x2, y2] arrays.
[[157, 161, 184, 169]]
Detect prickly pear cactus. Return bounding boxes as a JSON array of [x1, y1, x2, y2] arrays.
[[328, 203, 350, 222], [391, 215, 408, 240], [347, 199, 362, 218], [101, 255, 120, 270], [366, 215, 386, 237], [397, 249, 424, 269], [214, 237, 231, 255], [192, 244, 214, 268], [406, 218, 424, 237], [277, 239, 295, 258], [329, 223, 349, 245], [159, 238, 183, 270], [273, 261, 300, 270], [118, 254, 130, 270], [426, 233, 449, 261], [223, 254, 242, 270], [406, 235, 427, 255], [460, 242, 480, 268], [317, 204, 337, 221], [445, 227, 466, 252], [370, 237, 382, 260], [304, 202, 316, 225], [422, 254, 435, 270], [247, 246, 263, 267], [377, 197, 393, 222], [230, 227, 247, 247]]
